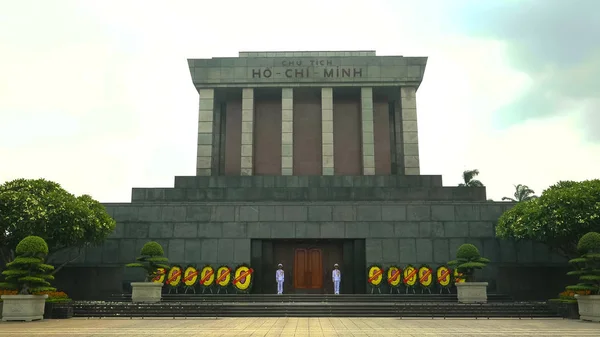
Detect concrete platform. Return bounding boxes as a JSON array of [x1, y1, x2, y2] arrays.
[[0, 317, 597, 336]]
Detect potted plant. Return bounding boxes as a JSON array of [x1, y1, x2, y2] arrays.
[[126, 241, 170, 303], [448, 243, 490, 303], [0, 236, 56, 321], [566, 232, 600, 322], [41, 291, 73, 319], [548, 290, 586, 319]]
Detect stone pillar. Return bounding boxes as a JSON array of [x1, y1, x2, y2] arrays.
[[321, 88, 334, 175], [360, 87, 375, 175], [400, 87, 420, 175], [196, 88, 215, 176], [241, 88, 254, 176], [281, 88, 293, 175]]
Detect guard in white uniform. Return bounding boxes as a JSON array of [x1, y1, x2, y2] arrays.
[[276, 264, 285, 294], [332, 263, 341, 295]]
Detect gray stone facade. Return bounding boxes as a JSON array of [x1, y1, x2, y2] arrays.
[[51, 175, 567, 300]]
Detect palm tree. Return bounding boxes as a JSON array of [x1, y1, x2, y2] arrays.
[[458, 169, 484, 187], [502, 184, 537, 202]]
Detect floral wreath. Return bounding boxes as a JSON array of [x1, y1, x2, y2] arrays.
[[199, 264, 215, 290], [436, 265, 453, 289], [215, 265, 232, 289], [417, 264, 434, 289], [182, 265, 199, 289], [402, 264, 418, 289], [386, 265, 402, 288], [232, 263, 254, 293], [367, 264, 384, 287], [165, 265, 182, 289]]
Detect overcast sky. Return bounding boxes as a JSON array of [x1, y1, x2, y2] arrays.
[[1, 0, 598, 202]]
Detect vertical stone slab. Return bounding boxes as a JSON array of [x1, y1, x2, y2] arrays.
[[321, 88, 334, 175], [281, 88, 294, 175], [361, 87, 375, 175], [400, 87, 420, 175], [196, 88, 215, 176], [241, 88, 254, 176]]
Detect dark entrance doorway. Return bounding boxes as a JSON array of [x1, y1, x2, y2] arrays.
[[250, 239, 366, 294]]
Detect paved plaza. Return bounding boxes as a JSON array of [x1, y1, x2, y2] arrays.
[[0, 317, 597, 336]]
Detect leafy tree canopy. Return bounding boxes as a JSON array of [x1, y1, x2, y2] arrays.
[[496, 180, 600, 258], [458, 169, 484, 187], [0, 178, 116, 272], [502, 184, 537, 202]]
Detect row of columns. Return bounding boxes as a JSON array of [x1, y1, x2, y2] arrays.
[[196, 87, 420, 176]]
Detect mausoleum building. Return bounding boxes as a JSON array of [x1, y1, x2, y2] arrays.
[[53, 51, 567, 300]]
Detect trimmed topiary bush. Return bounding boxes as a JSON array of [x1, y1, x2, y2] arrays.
[[0, 236, 56, 294], [566, 232, 600, 295], [448, 243, 489, 282], [126, 241, 170, 282]]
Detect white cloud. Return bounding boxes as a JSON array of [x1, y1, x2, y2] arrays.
[[0, 0, 597, 202]]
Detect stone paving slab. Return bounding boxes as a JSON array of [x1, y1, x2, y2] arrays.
[[0, 317, 597, 336]]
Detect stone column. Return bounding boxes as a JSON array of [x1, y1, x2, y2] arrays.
[[196, 88, 215, 176], [281, 88, 293, 175], [241, 88, 254, 176], [400, 87, 420, 175], [321, 88, 334, 175], [361, 87, 375, 175]]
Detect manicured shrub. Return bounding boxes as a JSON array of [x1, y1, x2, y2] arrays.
[[36, 290, 71, 303], [448, 243, 489, 282], [566, 232, 600, 295], [126, 241, 170, 282], [0, 236, 56, 294]]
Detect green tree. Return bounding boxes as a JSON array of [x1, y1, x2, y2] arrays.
[[0, 178, 116, 274], [458, 169, 484, 187], [496, 180, 600, 258], [566, 232, 600, 295], [502, 184, 537, 202], [448, 244, 490, 282], [126, 241, 170, 282], [0, 236, 56, 294]]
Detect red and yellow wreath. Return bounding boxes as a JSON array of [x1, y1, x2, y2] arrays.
[[166, 265, 182, 288], [152, 267, 166, 284], [436, 265, 452, 288], [403, 264, 418, 289], [454, 268, 465, 284], [232, 264, 254, 293], [199, 265, 215, 289], [386, 265, 402, 288], [216, 265, 232, 288], [182, 265, 198, 288], [367, 264, 384, 287], [418, 264, 434, 288]]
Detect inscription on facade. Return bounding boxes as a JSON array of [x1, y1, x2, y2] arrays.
[[251, 59, 364, 79]]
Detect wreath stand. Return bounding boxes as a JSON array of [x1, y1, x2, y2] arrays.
[[389, 286, 402, 294], [201, 286, 214, 294], [439, 286, 452, 294], [369, 285, 381, 294]]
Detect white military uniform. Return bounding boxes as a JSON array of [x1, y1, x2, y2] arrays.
[[332, 266, 341, 295], [276, 267, 285, 294]]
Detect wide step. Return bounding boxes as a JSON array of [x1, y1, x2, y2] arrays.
[[74, 300, 560, 318], [108, 293, 514, 303]]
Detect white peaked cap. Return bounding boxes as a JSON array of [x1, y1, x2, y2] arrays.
[[278, 264, 283, 267], [334, 263, 339, 266]]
